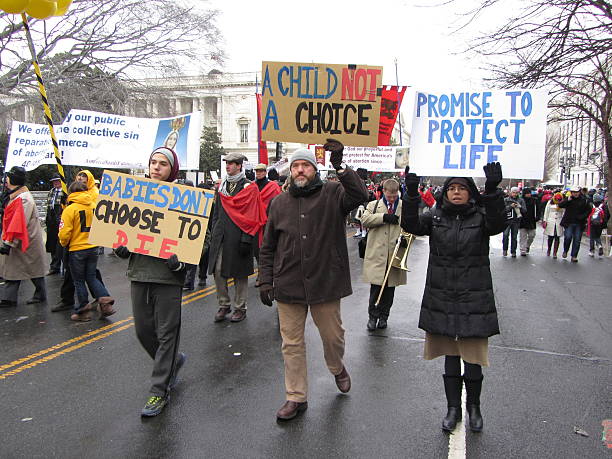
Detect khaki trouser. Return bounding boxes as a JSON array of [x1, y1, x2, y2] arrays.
[[213, 251, 248, 310], [277, 300, 345, 402]]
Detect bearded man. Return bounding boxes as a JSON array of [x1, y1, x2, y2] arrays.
[[258, 139, 368, 421]]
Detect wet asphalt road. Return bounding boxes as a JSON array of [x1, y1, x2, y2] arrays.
[[0, 227, 611, 458]]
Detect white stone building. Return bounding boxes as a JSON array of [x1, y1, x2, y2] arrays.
[[126, 70, 303, 170], [557, 116, 608, 189]]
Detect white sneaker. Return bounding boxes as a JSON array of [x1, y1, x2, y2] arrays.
[[589, 251, 594, 257]]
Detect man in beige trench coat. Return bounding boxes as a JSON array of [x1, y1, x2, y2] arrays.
[[0, 166, 47, 307], [361, 178, 407, 330]]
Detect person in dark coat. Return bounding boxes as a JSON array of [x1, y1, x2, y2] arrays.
[[558, 185, 593, 262], [518, 187, 539, 256], [502, 187, 525, 257], [45, 176, 66, 275], [258, 140, 368, 421], [401, 162, 506, 433], [208, 152, 264, 323]]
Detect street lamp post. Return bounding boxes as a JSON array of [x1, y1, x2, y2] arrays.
[[561, 144, 572, 188]]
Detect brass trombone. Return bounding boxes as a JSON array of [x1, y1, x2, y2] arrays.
[[375, 231, 415, 306]]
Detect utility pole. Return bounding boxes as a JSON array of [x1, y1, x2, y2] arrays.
[[394, 58, 402, 146]]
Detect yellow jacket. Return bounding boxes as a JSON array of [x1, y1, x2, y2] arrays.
[[58, 190, 96, 252]]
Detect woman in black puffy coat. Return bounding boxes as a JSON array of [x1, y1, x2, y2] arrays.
[[401, 163, 506, 433]]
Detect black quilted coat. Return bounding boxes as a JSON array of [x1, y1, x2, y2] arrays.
[[401, 177, 506, 338]]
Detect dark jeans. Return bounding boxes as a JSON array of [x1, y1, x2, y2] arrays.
[[563, 224, 583, 257], [502, 221, 519, 254], [589, 225, 603, 251], [185, 247, 210, 288], [69, 247, 110, 312], [50, 240, 63, 272], [60, 248, 104, 306], [368, 284, 396, 319]]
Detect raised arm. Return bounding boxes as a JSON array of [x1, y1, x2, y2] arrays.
[[482, 162, 507, 236], [324, 139, 368, 213], [400, 167, 432, 236]]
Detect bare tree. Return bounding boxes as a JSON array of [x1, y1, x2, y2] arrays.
[[0, 0, 224, 118], [544, 127, 561, 183], [459, 0, 612, 227]]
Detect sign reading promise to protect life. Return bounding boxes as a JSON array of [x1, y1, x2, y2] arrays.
[[261, 61, 383, 147], [410, 90, 549, 179], [89, 171, 215, 265]]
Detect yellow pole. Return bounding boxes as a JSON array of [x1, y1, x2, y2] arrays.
[[20, 13, 67, 194]]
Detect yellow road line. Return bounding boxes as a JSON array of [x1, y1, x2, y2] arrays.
[[0, 323, 135, 380], [0, 317, 134, 373], [0, 271, 257, 381]]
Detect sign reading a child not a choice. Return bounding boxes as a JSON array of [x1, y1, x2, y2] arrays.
[[89, 171, 215, 264], [261, 61, 384, 147]]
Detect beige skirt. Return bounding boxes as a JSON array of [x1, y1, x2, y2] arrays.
[[423, 332, 489, 367]]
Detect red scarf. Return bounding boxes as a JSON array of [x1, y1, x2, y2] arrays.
[[259, 181, 282, 209], [2, 196, 29, 252], [219, 184, 267, 245]]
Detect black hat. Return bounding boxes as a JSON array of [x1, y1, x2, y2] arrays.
[[7, 166, 26, 186], [267, 168, 279, 181], [49, 175, 62, 182]]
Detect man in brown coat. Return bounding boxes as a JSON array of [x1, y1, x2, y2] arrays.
[[258, 139, 368, 421]]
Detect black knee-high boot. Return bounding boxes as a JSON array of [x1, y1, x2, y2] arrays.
[[464, 375, 483, 432], [442, 375, 463, 431]]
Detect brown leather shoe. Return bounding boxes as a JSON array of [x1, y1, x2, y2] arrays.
[[230, 309, 246, 322], [97, 297, 116, 317], [214, 307, 230, 322], [276, 400, 308, 420], [71, 311, 92, 322], [334, 366, 351, 393]]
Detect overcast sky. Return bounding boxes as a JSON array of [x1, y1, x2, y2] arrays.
[[204, 0, 509, 125], [207, 0, 500, 88]]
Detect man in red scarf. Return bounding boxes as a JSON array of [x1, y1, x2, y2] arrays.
[[208, 153, 267, 323]]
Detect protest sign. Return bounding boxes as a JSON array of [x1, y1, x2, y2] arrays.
[[5, 109, 202, 171], [409, 90, 548, 178], [261, 61, 383, 147], [89, 171, 214, 264], [310, 145, 403, 172]]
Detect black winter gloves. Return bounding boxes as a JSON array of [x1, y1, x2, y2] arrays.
[[113, 245, 130, 259], [483, 162, 503, 193], [324, 138, 344, 170], [404, 166, 420, 197], [383, 214, 399, 225], [166, 254, 183, 271], [259, 285, 274, 307]]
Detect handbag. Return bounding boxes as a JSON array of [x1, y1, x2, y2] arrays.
[[358, 200, 380, 259]]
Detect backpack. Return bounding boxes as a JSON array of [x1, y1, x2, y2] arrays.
[[590, 208, 602, 226]]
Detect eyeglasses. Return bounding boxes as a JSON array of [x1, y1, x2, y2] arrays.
[[447, 185, 468, 193]]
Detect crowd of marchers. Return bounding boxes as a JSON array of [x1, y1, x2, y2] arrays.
[[0, 141, 609, 431]]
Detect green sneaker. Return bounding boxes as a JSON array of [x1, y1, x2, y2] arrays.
[[141, 395, 168, 417]]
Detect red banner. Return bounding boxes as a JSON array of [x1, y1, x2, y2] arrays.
[[377, 86, 406, 146], [256, 94, 269, 164]]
